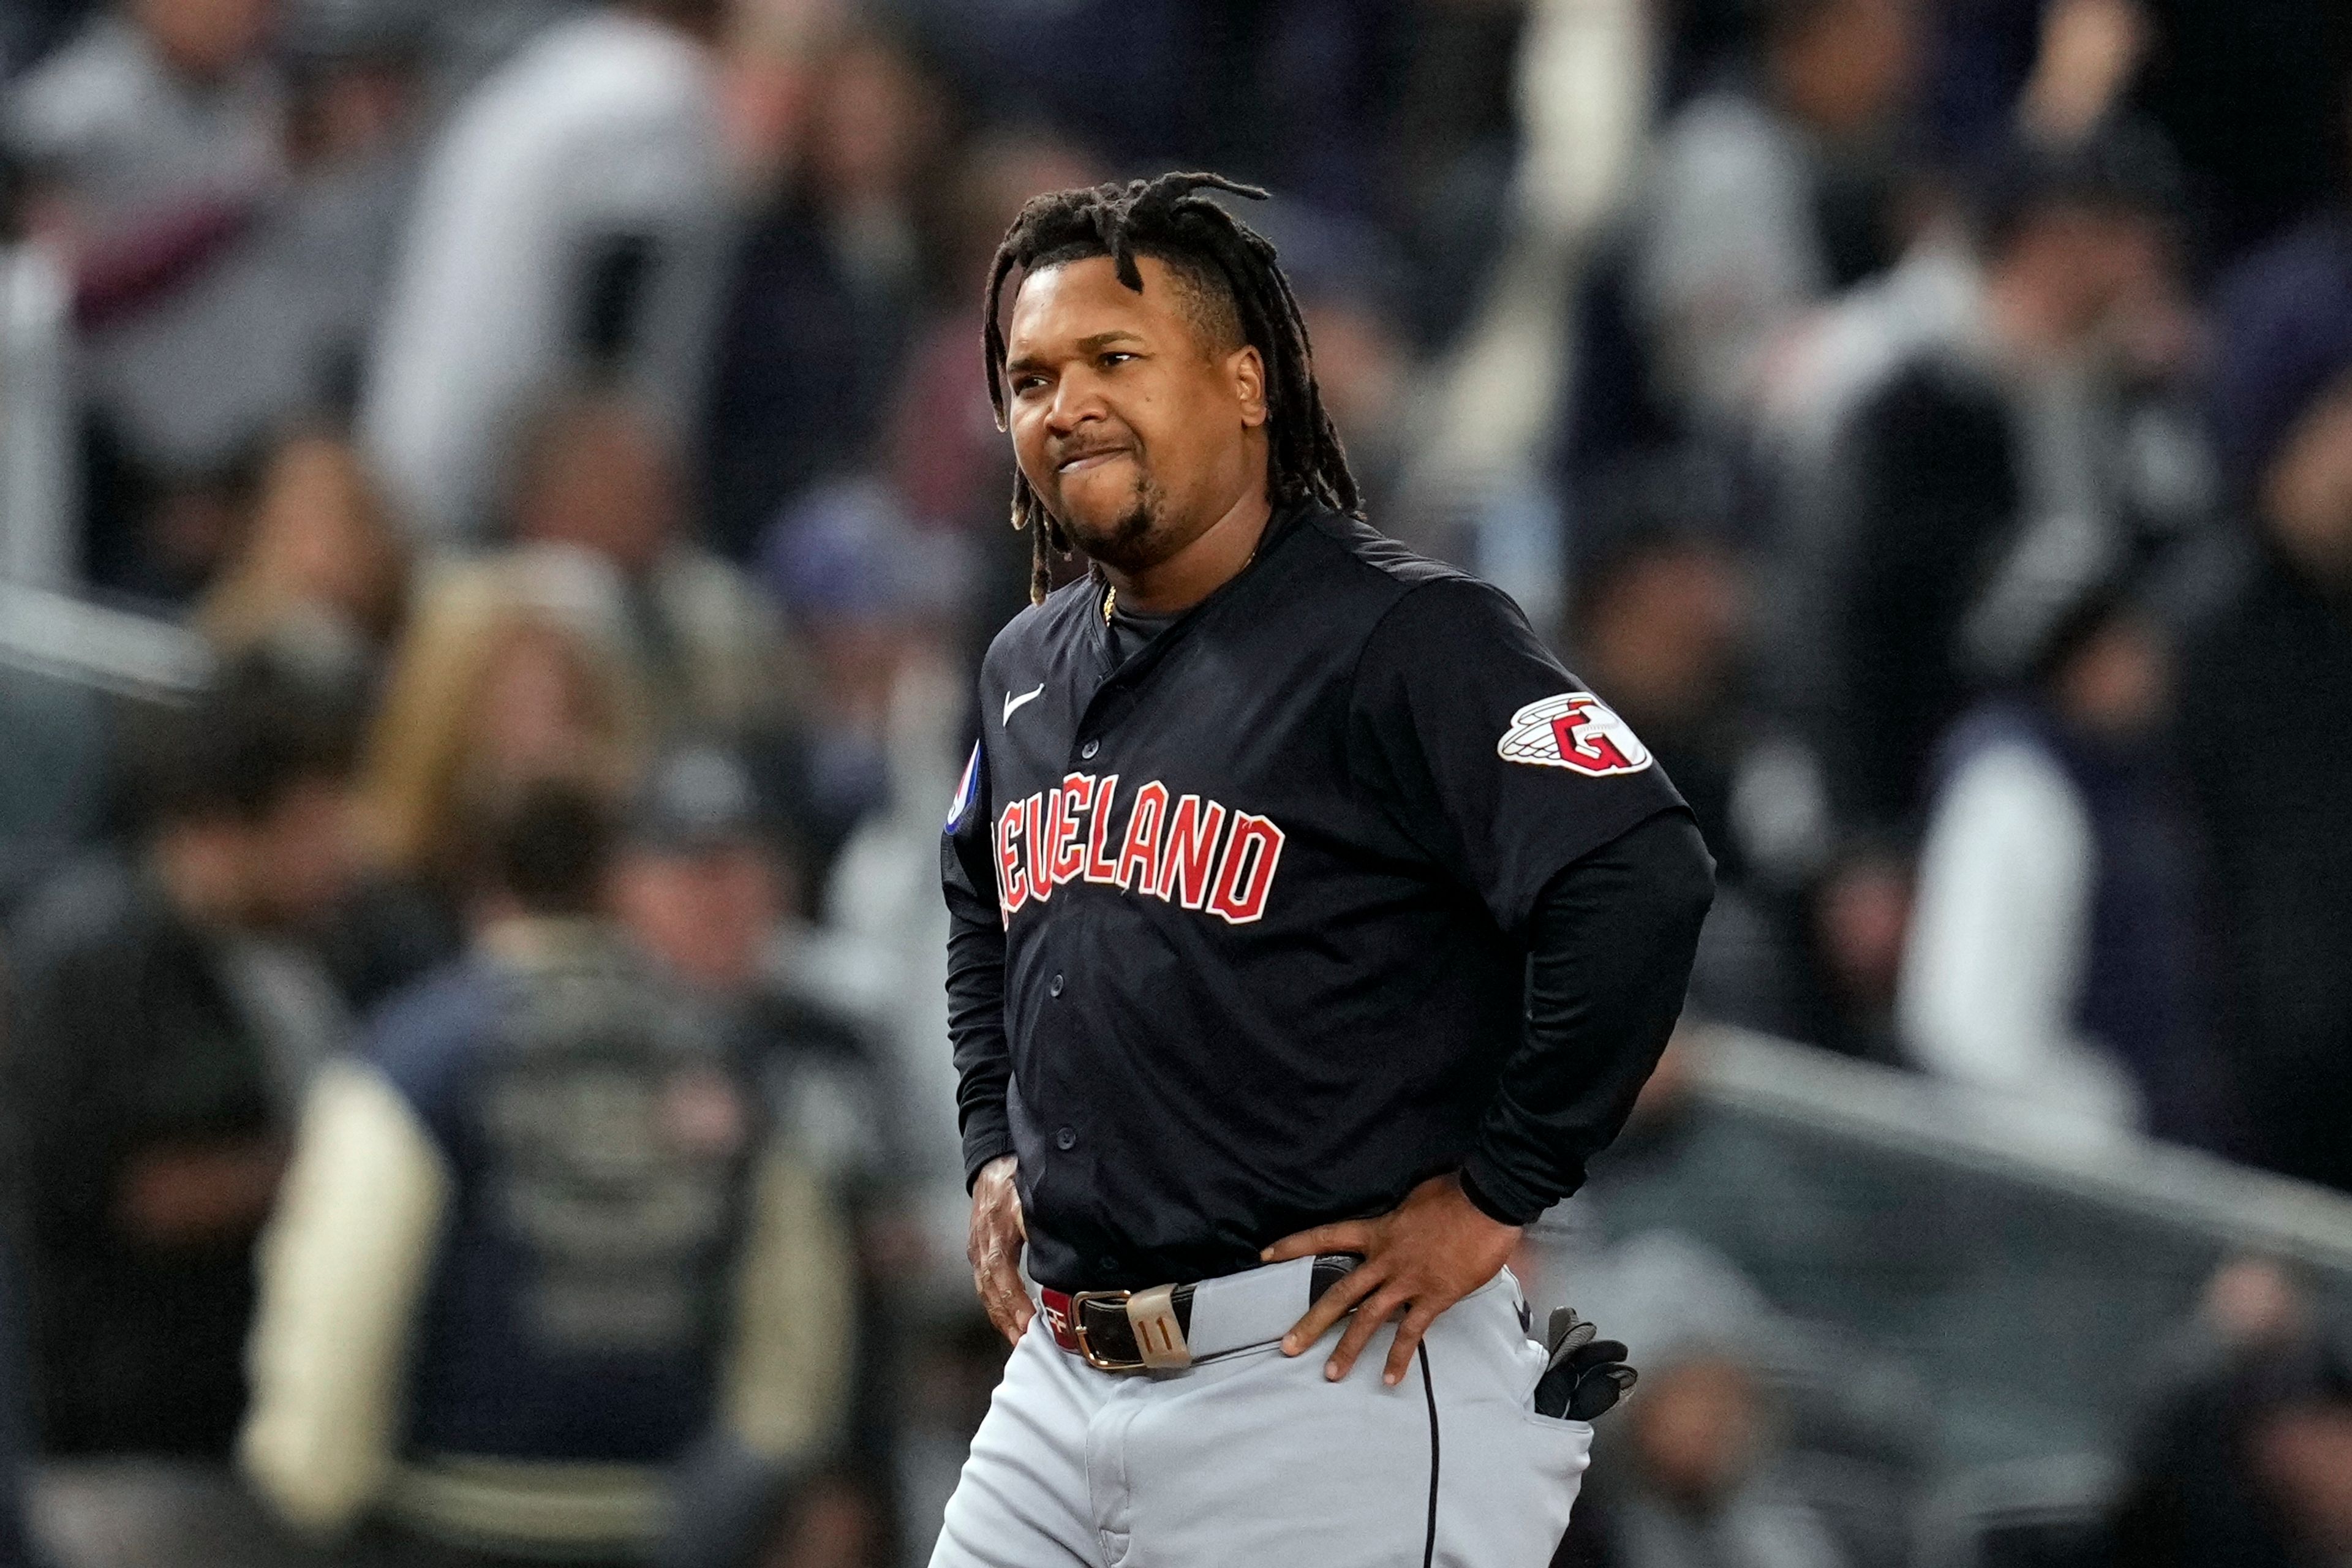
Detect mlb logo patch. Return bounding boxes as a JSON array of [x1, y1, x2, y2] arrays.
[[946, 742, 984, 832], [1497, 693, 1653, 777]]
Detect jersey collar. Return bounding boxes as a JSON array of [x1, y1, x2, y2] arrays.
[[1085, 500, 1319, 682]]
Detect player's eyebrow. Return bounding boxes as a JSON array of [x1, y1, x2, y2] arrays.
[[1005, 330, 1145, 378]]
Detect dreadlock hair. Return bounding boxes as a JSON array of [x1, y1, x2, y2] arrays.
[[982, 172, 1362, 603]]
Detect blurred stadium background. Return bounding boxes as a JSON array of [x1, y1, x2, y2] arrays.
[[2, 0, 2352, 1564]]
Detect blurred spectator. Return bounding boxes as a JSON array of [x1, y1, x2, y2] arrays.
[[1798, 846, 1912, 1064], [241, 779, 854, 1561], [508, 382, 814, 753], [1564, 470, 1860, 1047], [898, 3, 1385, 224], [702, 20, 949, 562], [344, 557, 648, 1006], [1246, 200, 1415, 518], [189, 0, 434, 461], [1449, 0, 1653, 630], [195, 427, 412, 680], [0, 655, 357, 1457], [613, 744, 896, 1563], [4, 0, 282, 594], [2198, 1256, 2315, 1352], [2207, 214, 2352, 508], [2138, 0, 2352, 266], [1929, 0, 2152, 161], [781, 647, 997, 1556], [1555, 1236, 1850, 1568], [1763, 3, 2181, 493], [2180, 218, 2352, 1193], [1626, 0, 1918, 432], [225, 0, 432, 410], [1899, 561, 2214, 1142], [708, 0, 835, 194], [1378, 3, 1534, 345], [2013, 0, 2147, 146], [777, 612, 963, 1163], [887, 0, 1178, 166], [360, 559, 647, 899], [1812, 126, 2196, 840], [912, 2, 1527, 308], [759, 478, 970, 881], [613, 744, 883, 1194], [3, 0, 282, 244], [1569, 473, 1755, 884], [10, 0, 429, 599], [616, 744, 794, 994], [2110, 1328, 2352, 1568], [361, 0, 733, 542]]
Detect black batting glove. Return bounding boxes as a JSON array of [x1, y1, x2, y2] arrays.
[[1534, 1306, 1638, 1421]]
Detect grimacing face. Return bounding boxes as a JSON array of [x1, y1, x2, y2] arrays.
[[1002, 254, 1268, 576]]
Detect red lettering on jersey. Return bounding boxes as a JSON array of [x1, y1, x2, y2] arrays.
[[1116, 781, 1170, 895], [995, 801, 1028, 918], [1207, 812, 1285, 925], [1082, 774, 1123, 884], [1022, 793, 1051, 903], [1551, 709, 1638, 772], [1048, 774, 1090, 888], [997, 776, 1284, 929], [1154, 794, 1229, 910]]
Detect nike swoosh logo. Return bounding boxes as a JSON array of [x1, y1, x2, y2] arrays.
[[1003, 684, 1046, 725]]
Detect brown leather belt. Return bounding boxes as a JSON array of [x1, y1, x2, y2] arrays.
[[1038, 1253, 1362, 1373]]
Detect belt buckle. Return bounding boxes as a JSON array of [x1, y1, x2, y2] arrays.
[[1068, 1288, 1145, 1373]]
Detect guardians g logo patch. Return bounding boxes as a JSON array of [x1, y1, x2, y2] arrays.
[[1497, 693, 1653, 777]]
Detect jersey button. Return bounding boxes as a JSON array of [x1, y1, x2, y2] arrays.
[[1080, 739, 1100, 760], [1099, 1256, 1120, 1275], [1055, 1126, 1078, 1151], [1049, 973, 1065, 998]]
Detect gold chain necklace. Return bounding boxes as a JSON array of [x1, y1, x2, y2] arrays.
[[1104, 527, 1266, 624]]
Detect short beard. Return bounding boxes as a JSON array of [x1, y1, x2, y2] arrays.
[[1064, 472, 1166, 575]]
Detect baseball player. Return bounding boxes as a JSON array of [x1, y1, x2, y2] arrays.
[[937, 173, 1715, 1568]]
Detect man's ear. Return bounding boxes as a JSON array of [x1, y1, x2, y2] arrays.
[[1228, 345, 1268, 429]]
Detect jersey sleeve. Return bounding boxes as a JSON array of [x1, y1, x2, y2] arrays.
[[1458, 812, 1714, 1223], [1347, 577, 1690, 937], [941, 736, 1015, 1188]]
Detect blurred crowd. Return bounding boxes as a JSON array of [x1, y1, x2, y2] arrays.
[[2, 0, 2352, 1564]]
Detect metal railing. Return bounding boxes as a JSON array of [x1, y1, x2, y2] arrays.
[[1686, 1026, 2352, 1275], [1532, 1024, 2352, 1480], [0, 584, 210, 700]]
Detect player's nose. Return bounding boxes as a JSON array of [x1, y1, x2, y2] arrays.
[[1044, 372, 1106, 435]]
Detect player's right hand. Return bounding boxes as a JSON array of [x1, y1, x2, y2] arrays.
[[968, 1154, 1033, 1344]]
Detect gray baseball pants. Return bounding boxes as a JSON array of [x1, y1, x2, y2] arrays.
[[929, 1264, 1592, 1568]]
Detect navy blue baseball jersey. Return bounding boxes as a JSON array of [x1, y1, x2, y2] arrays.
[[943, 503, 1690, 1291]]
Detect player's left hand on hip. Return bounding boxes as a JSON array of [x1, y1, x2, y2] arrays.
[[1261, 1172, 1521, 1387]]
